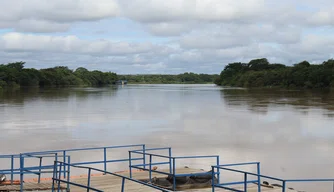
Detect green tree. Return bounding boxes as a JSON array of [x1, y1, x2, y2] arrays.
[[0, 62, 118, 88], [215, 58, 334, 89]]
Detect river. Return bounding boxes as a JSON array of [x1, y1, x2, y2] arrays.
[[0, 84, 333, 191]]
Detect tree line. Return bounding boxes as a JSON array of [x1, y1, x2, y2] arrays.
[[0, 62, 118, 88], [0, 62, 219, 89], [214, 58, 334, 89], [118, 73, 219, 84]]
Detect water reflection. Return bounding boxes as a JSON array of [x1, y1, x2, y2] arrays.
[[221, 88, 334, 116], [0, 85, 333, 191], [0, 86, 119, 105]]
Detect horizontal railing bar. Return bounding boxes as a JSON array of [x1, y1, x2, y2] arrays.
[[0, 172, 19, 175], [130, 151, 171, 158], [0, 154, 69, 158], [25, 154, 70, 158], [54, 161, 170, 192], [21, 165, 55, 170], [25, 154, 43, 159], [0, 155, 20, 158], [213, 166, 284, 182], [131, 152, 218, 159], [132, 162, 170, 167], [23, 169, 40, 175], [174, 155, 218, 159], [0, 157, 142, 174], [70, 158, 142, 166], [220, 162, 260, 167], [53, 178, 103, 192], [0, 170, 68, 175], [0, 168, 21, 172], [3, 158, 142, 172], [23, 152, 59, 156], [21, 144, 145, 155], [132, 147, 171, 152]]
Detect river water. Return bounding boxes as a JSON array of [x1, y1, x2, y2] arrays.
[[0, 84, 333, 191]]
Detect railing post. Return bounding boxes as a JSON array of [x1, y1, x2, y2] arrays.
[[11, 155, 14, 185], [169, 147, 172, 174], [87, 168, 91, 192], [121, 177, 125, 192], [257, 162, 261, 192], [66, 156, 71, 192], [52, 161, 56, 192], [19, 154, 24, 192], [149, 154, 152, 182], [57, 162, 62, 192], [216, 156, 220, 184], [143, 145, 146, 169], [282, 180, 286, 192], [63, 150, 66, 178], [55, 153, 58, 164], [38, 157, 42, 183], [103, 147, 107, 174], [244, 173, 248, 192], [173, 158, 176, 191], [128, 151, 132, 178], [211, 166, 215, 192]]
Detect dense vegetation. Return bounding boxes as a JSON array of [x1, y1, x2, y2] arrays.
[[118, 73, 219, 84], [215, 58, 334, 89], [0, 62, 219, 89], [0, 62, 118, 88]]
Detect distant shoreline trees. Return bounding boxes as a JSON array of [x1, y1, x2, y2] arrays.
[[0, 62, 219, 89], [118, 73, 219, 84], [0, 62, 118, 88], [215, 58, 334, 89]]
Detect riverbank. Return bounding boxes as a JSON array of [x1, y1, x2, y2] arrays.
[[215, 58, 334, 89]]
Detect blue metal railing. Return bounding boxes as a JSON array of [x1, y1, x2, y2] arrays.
[[20, 144, 145, 175], [212, 162, 261, 192], [0, 154, 68, 184], [212, 164, 334, 192], [0, 154, 19, 184], [3, 145, 332, 192], [52, 160, 170, 192], [19, 144, 145, 192], [129, 148, 220, 191], [1, 144, 146, 192]]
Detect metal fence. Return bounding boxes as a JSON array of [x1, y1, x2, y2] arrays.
[[1, 144, 146, 192], [211, 163, 334, 192], [2, 145, 333, 192], [129, 147, 220, 191], [52, 160, 170, 192]]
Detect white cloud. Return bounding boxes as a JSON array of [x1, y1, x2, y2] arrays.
[[0, 0, 333, 73], [0, 0, 120, 22], [308, 10, 334, 26], [145, 22, 196, 36], [179, 24, 302, 50], [0, 0, 333, 33], [0, 32, 166, 56], [15, 19, 70, 33], [0, 0, 120, 32], [121, 0, 266, 23]]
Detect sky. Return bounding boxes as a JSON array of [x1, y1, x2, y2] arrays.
[[0, 0, 333, 74]]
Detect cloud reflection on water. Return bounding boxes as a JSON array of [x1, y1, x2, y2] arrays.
[[0, 85, 333, 191]]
